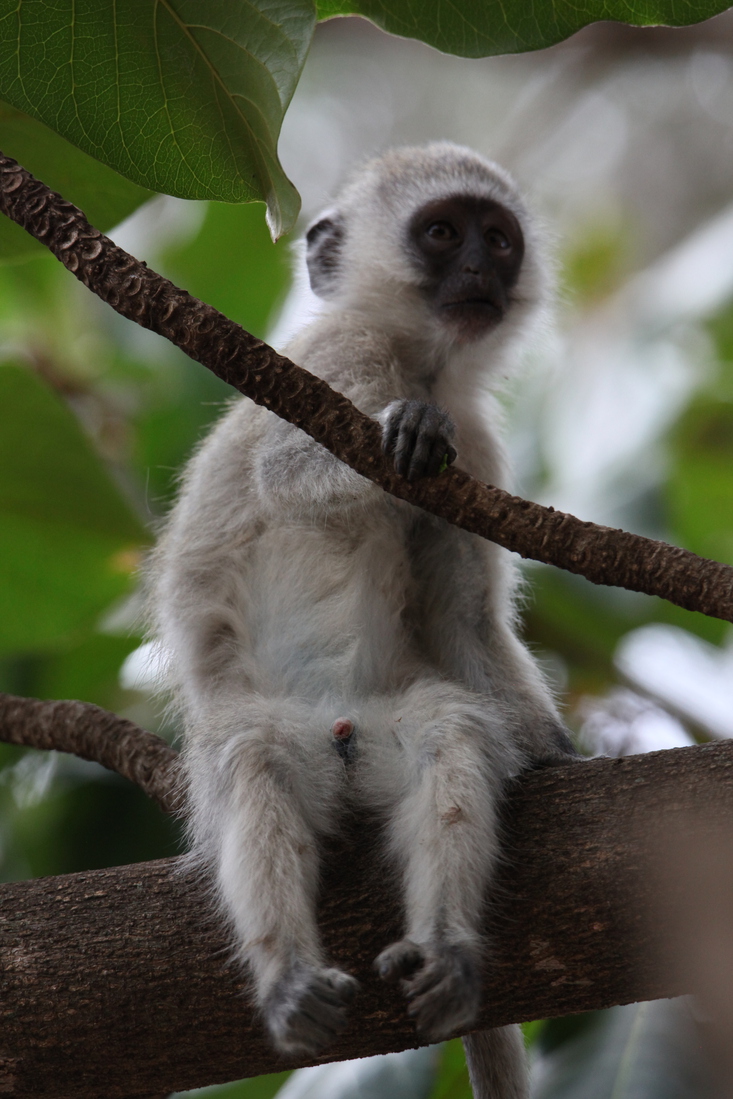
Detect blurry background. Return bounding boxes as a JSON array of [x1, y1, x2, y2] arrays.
[[2, 11, 733, 1097]]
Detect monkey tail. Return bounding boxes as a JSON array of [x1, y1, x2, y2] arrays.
[[463, 1026, 529, 1099]]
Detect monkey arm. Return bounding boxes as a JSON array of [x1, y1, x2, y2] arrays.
[[254, 413, 379, 515]]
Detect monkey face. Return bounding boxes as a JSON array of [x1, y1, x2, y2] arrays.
[[407, 195, 525, 341]]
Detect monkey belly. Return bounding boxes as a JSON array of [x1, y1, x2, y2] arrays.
[[241, 521, 414, 699]]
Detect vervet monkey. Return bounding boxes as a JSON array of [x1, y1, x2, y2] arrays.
[[150, 143, 576, 1099]]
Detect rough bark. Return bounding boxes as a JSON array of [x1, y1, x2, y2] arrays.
[[0, 741, 731, 1098], [1, 151, 732, 621], [0, 692, 179, 814]]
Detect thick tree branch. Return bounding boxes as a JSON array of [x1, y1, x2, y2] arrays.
[[0, 742, 729, 1098], [0, 691, 179, 813], [1, 152, 731, 620]]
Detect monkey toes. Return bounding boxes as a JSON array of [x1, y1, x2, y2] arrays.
[[264, 964, 359, 1056], [375, 939, 481, 1041], [381, 399, 457, 482], [374, 938, 425, 983]]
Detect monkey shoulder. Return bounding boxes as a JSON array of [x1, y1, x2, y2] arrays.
[[284, 312, 406, 414], [156, 398, 270, 555]]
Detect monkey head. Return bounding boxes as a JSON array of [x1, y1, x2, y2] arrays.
[[305, 143, 546, 347]]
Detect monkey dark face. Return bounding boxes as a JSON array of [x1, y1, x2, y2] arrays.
[[407, 195, 524, 340]]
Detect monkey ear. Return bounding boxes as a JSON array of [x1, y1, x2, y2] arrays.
[[306, 210, 344, 298]]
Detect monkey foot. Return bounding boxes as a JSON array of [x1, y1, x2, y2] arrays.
[[264, 963, 359, 1056], [375, 939, 481, 1041]]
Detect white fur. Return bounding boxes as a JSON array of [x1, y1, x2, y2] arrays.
[[149, 144, 564, 1092]]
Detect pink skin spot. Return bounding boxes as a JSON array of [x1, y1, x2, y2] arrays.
[[331, 718, 354, 740]]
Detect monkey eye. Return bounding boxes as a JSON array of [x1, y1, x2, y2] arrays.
[[485, 227, 511, 252], [425, 221, 458, 242]]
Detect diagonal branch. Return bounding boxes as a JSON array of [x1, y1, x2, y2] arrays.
[[0, 691, 179, 813], [0, 152, 731, 620]]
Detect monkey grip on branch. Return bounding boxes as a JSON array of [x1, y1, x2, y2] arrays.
[[0, 150, 731, 621]]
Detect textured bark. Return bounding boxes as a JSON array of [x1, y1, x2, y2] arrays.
[[1, 151, 732, 621], [0, 741, 730, 1098], [0, 692, 179, 813]]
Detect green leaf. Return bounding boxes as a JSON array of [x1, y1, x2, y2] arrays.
[[35, 634, 143, 711], [0, 102, 153, 263], [0, 0, 316, 239], [316, 0, 732, 58], [0, 362, 150, 654], [428, 1040, 472, 1099], [132, 353, 236, 509], [667, 399, 733, 565], [161, 200, 291, 339], [524, 567, 642, 691]]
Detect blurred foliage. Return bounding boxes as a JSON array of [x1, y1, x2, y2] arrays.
[[0, 361, 148, 653], [172, 1069, 292, 1098], [532, 1002, 712, 1099], [665, 301, 733, 566], [559, 221, 635, 308], [428, 1040, 472, 1099]]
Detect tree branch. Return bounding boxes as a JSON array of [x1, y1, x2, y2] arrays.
[[0, 692, 179, 813], [0, 151, 731, 620], [0, 742, 728, 1098]]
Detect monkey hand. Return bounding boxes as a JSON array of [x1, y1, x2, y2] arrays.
[[380, 399, 457, 482]]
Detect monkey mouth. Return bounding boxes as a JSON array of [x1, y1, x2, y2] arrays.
[[444, 297, 502, 310], [441, 298, 504, 325]]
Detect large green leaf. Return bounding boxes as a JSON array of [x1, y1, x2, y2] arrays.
[[0, 103, 153, 263], [0, 0, 315, 239], [0, 362, 149, 654], [316, 0, 733, 58]]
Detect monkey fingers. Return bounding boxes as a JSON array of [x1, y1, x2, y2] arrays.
[[380, 399, 456, 481]]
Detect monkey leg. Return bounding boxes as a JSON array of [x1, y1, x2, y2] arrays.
[[184, 700, 358, 1056], [371, 685, 519, 1043], [463, 1027, 529, 1099]]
